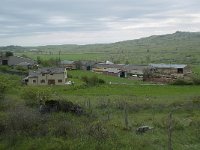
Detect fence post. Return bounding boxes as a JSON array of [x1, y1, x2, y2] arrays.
[[168, 111, 173, 150], [124, 102, 129, 129]]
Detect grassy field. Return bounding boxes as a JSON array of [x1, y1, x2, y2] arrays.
[[0, 70, 200, 149]]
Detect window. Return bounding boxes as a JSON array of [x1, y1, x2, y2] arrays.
[[42, 73, 45, 76], [41, 80, 45, 83], [33, 80, 36, 83], [58, 79, 62, 83]]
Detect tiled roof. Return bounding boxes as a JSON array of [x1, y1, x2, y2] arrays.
[[29, 67, 65, 78]]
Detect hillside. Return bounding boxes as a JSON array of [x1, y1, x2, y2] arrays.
[[2, 31, 200, 64]]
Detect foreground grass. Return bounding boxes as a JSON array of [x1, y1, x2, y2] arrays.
[[1, 72, 200, 150]]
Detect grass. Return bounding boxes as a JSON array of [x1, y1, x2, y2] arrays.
[[13, 32, 200, 64], [1, 71, 200, 150], [67, 70, 141, 84]]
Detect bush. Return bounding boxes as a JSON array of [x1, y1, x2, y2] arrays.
[[88, 121, 109, 141], [0, 80, 8, 100], [21, 87, 53, 106], [171, 79, 193, 85], [15, 66, 28, 72], [52, 120, 78, 138], [0, 66, 9, 71], [5, 106, 42, 135], [5, 51, 13, 57], [192, 76, 200, 85], [81, 76, 105, 86], [0, 120, 5, 135]]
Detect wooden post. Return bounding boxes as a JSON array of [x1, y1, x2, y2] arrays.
[[124, 102, 128, 129], [107, 99, 111, 121], [168, 112, 173, 150]]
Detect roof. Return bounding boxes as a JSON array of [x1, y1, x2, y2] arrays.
[[124, 65, 148, 71], [17, 62, 31, 66], [149, 64, 187, 69], [29, 67, 66, 78], [94, 63, 125, 70], [94, 63, 148, 72], [60, 60, 74, 65]]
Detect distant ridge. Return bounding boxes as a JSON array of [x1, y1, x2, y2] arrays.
[[1, 31, 200, 64]]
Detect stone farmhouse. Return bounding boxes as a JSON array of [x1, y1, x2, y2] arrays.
[[25, 67, 67, 85]]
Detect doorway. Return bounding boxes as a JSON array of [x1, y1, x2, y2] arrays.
[[48, 79, 55, 85]]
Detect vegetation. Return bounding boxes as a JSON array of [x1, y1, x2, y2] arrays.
[[0, 70, 200, 149], [21, 86, 53, 106], [1, 31, 200, 149], [81, 75, 105, 86]]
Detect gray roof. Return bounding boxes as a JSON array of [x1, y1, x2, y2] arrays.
[[124, 65, 148, 71], [29, 67, 65, 78], [60, 60, 74, 65], [94, 63, 125, 70], [149, 64, 187, 69], [17, 62, 31, 66], [94, 63, 148, 72]]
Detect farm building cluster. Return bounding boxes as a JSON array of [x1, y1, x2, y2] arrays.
[[0, 52, 191, 85], [24, 67, 67, 85]]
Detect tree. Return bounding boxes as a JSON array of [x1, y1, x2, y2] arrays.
[[37, 56, 42, 64], [143, 68, 154, 81], [5, 51, 13, 57]]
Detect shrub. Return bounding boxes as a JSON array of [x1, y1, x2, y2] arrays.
[[5, 106, 42, 135], [171, 79, 193, 85], [192, 76, 200, 85], [5, 51, 13, 57], [21, 87, 53, 106], [81, 76, 105, 86], [67, 73, 73, 78], [15, 66, 28, 72], [0, 66, 9, 71], [88, 121, 109, 141], [0, 120, 5, 135], [0, 80, 8, 100], [52, 120, 78, 138]]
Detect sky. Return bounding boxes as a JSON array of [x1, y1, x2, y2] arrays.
[[0, 0, 200, 46]]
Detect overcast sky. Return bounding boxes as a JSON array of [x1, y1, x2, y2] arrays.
[[0, 0, 200, 46]]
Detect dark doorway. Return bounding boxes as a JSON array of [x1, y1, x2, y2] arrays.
[[120, 71, 126, 78], [177, 68, 183, 74], [48, 79, 55, 85], [86, 66, 91, 70], [2, 60, 8, 65]]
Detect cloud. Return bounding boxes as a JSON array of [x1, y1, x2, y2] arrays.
[[0, 0, 199, 46]]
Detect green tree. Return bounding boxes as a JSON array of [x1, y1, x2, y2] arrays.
[[37, 56, 42, 64], [5, 51, 13, 57]]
